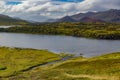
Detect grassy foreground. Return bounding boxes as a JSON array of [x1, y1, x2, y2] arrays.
[[3, 52, 119, 80], [0, 47, 120, 80], [0, 47, 61, 77]]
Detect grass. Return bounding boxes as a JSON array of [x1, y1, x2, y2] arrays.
[[53, 53, 120, 78], [0, 47, 61, 77], [0, 47, 120, 80]]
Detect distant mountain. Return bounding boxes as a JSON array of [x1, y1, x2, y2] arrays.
[[71, 12, 96, 21], [79, 17, 104, 23], [55, 15, 104, 23], [73, 9, 120, 23], [49, 9, 120, 23], [57, 16, 76, 22], [0, 14, 29, 25], [90, 9, 120, 22]]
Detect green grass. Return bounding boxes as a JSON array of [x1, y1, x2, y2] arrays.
[[54, 53, 120, 76], [0, 47, 61, 77], [0, 47, 120, 80]]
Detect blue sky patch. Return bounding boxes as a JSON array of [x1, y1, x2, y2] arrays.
[[52, 0, 84, 2], [6, 1, 22, 5]]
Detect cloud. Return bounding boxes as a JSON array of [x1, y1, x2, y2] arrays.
[[0, 0, 120, 22]]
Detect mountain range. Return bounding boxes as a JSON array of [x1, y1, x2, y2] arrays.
[[0, 9, 120, 24], [47, 9, 120, 23]]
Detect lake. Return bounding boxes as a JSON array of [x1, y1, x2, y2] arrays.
[[0, 32, 120, 57]]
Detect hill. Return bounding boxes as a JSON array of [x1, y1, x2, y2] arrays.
[[0, 14, 29, 25]]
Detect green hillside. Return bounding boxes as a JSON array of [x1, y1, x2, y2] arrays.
[[0, 14, 29, 25]]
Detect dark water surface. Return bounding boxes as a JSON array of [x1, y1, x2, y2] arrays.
[[0, 32, 120, 57]]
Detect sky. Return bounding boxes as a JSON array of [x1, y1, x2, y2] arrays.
[[0, 0, 120, 22]]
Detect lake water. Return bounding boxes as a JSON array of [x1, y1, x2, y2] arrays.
[[0, 32, 120, 57]]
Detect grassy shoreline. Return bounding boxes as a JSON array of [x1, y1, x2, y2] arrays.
[[0, 47, 61, 77], [0, 47, 120, 80], [0, 22, 120, 40]]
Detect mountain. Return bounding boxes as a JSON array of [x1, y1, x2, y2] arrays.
[[0, 14, 29, 25], [57, 16, 76, 22], [71, 12, 95, 21], [73, 9, 120, 23], [52, 9, 120, 23], [79, 17, 104, 22], [56, 15, 104, 23], [90, 9, 120, 22]]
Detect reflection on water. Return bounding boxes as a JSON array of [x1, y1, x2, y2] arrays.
[[0, 32, 120, 57]]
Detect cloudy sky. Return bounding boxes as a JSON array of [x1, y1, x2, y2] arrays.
[[0, 0, 120, 22]]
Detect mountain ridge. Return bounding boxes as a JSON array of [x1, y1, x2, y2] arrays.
[[46, 9, 120, 23]]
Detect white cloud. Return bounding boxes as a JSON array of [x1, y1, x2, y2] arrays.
[[0, 0, 120, 22]]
